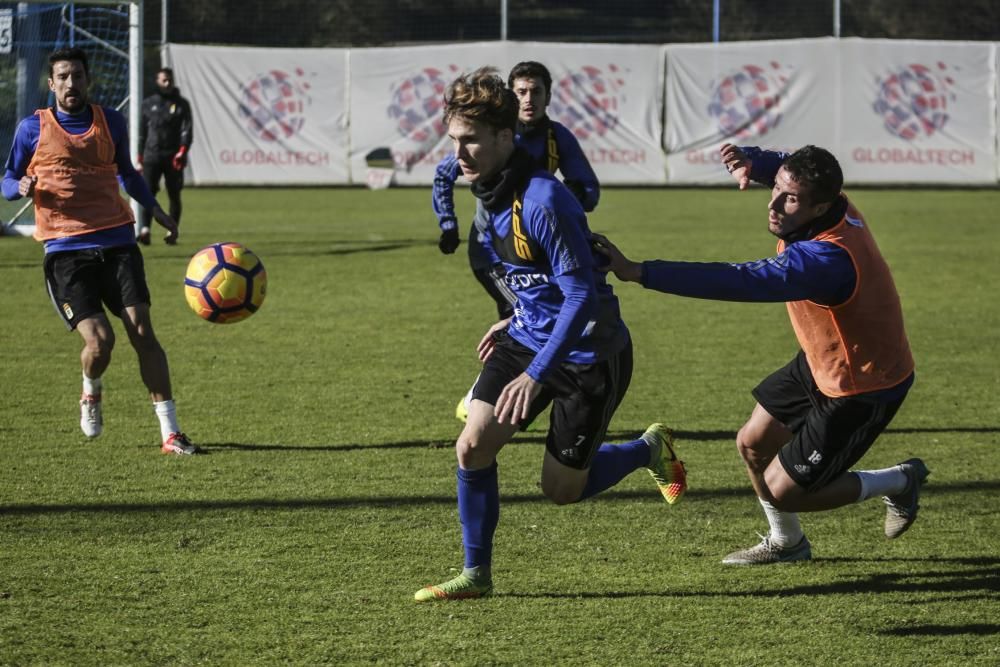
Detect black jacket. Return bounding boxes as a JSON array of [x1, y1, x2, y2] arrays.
[[139, 89, 193, 157]]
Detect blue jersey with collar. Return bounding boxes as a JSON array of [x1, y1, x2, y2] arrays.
[[483, 169, 626, 380], [3, 106, 154, 253]]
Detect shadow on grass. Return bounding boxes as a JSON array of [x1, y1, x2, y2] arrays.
[[271, 240, 435, 257], [203, 430, 655, 452], [137, 238, 436, 263], [501, 556, 1000, 605], [202, 424, 1000, 454], [0, 487, 742, 516], [3, 480, 998, 516], [876, 623, 1000, 636]]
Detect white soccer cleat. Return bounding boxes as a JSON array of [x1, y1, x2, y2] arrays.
[[883, 458, 930, 539], [80, 393, 103, 438], [722, 534, 812, 565]]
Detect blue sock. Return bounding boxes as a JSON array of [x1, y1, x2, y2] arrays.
[[458, 462, 499, 570], [580, 439, 650, 500]]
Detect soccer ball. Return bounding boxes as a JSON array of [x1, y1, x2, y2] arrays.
[[184, 242, 267, 324]]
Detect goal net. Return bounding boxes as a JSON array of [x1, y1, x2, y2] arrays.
[[1, 1, 141, 235]]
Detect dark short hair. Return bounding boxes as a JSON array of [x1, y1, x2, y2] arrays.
[[781, 145, 844, 204], [157, 67, 174, 79], [49, 47, 89, 77], [444, 67, 518, 133], [507, 61, 552, 95]]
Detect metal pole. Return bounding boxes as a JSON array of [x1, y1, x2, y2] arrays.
[[713, 0, 720, 42], [501, 0, 507, 40], [833, 0, 841, 37], [129, 1, 143, 226], [161, 0, 167, 45]]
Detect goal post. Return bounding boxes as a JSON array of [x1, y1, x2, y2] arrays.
[[0, 0, 143, 236]]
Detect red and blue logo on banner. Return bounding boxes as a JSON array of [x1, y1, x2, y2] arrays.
[[238, 69, 312, 142], [548, 64, 625, 140], [707, 62, 790, 139], [872, 63, 955, 141]]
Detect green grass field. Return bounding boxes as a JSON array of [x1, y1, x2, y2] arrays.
[[1, 186, 998, 665]]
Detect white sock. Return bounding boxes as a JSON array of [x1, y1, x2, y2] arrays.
[[153, 400, 181, 442], [83, 372, 102, 397], [855, 466, 909, 502], [759, 497, 804, 548]]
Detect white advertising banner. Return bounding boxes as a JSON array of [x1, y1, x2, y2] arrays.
[[507, 42, 668, 185], [164, 40, 999, 187], [348, 42, 508, 186], [839, 39, 997, 184], [166, 44, 350, 185], [349, 41, 667, 185], [664, 38, 839, 184]]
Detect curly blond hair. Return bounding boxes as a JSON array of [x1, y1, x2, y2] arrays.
[[443, 67, 518, 132]]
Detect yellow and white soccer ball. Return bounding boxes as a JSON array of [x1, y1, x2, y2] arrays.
[[184, 242, 267, 324]]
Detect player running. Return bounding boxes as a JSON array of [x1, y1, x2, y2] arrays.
[[432, 61, 600, 422], [1, 48, 198, 455], [595, 144, 926, 564], [413, 68, 684, 603]]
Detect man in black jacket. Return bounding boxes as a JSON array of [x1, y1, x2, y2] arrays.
[[137, 67, 193, 245]]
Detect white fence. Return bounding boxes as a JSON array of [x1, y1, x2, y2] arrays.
[[167, 37, 999, 186]]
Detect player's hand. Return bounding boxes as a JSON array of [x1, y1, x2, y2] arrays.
[[152, 207, 179, 245], [18, 175, 38, 197], [477, 317, 512, 363], [720, 143, 751, 190], [495, 372, 541, 426], [438, 227, 460, 254], [172, 146, 188, 171], [591, 233, 642, 283], [136, 153, 144, 173]]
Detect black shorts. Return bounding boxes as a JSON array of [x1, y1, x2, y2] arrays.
[[752, 350, 909, 491], [472, 331, 633, 470], [43, 245, 151, 330]]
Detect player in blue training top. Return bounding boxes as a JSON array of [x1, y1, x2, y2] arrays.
[[413, 68, 686, 603], [434, 61, 600, 421], [432, 60, 599, 319], [594, 143, 925, 565], [2, 47, 198, 455]]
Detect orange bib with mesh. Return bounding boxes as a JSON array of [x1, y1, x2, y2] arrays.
[[28, 105, 134, 241], [779, 202, 914, 397]]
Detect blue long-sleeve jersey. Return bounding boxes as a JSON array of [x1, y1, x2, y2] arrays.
[[431, 117, 599, 233], [3, 105, 155, 253], [431, 154, 462, 231], [478, 163, 626, 382], [641, 147, 855, 306]]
